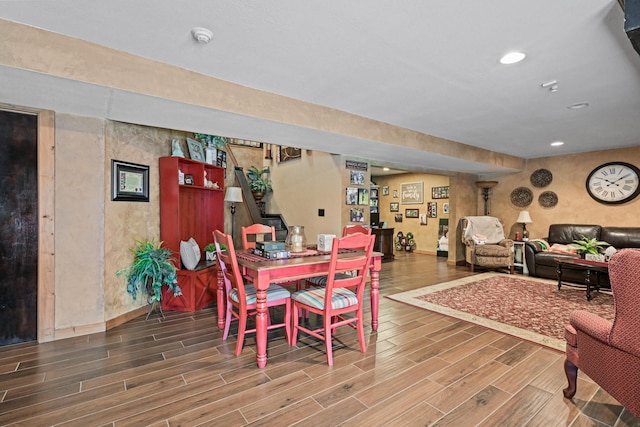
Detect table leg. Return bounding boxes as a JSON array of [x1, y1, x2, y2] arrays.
[[217, 268, 225, 330], [370, 258, 381, 331], [255, 286, 268, 368], [556, 264, 563, 290], [586, 269, 592, 301]]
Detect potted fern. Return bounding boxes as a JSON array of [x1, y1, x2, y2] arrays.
[[246, 165, 272, 202], [204, 242, 227, 261], [117, 240, 182, 315]]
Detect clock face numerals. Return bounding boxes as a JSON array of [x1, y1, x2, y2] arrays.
[[586, 162, 640, 204]]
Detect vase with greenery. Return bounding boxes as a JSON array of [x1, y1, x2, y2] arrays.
[[246, 166, 272, 201], [117, 240, 182, 310], [568, 236, 610, 256]]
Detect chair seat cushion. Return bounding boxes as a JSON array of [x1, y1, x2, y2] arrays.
[[229, 283, 290, 305], [306, 272, 352, 287], [292, 286, 358, 310], [474, 244, 510, 257]]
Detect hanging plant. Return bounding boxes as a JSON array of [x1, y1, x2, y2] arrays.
[[117, 239, 181, 303]]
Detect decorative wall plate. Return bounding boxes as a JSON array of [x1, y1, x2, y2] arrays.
[[510, 187, 533, 207], [530, 168, 553, 188], [538, 191, 558, 208]]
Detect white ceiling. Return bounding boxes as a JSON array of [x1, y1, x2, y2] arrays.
[[1, 0, 639, 176]]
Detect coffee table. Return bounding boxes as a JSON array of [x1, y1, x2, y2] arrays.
[[555, 257, 610, 301]]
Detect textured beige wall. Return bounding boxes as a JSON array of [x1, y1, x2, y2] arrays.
[[54, 115, 106, 331], [269, 150, 343, 239], [487, 146, 640, 241]]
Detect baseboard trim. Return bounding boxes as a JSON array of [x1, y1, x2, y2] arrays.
[[106, 306, 148, 330]]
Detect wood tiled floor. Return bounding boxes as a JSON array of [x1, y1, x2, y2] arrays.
[[0, 253, 638, 426]]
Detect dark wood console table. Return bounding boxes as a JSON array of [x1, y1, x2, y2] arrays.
[[372, 227, 394, 261]]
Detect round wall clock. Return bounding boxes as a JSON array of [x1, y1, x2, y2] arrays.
[[586, 162, 640, 204]]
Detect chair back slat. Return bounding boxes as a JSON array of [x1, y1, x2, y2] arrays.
[[214, 229, 247, 308], [325, 233, 375, 300], [342, 225, 372, 236], [242, 223, 277, 250]]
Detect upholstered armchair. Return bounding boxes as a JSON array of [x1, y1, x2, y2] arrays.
[[461, 216, 514, 273], [563, 249, 640, 418]]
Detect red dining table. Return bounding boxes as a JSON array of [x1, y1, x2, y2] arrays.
[[216, 248, 383, 368]]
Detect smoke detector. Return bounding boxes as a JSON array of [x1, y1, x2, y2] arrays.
[[191, 27, 213, 44]]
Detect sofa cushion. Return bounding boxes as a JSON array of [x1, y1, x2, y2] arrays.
[[600, 227, 640, 249], [535, 251, 577, 267], [548, 224, 601, 245]]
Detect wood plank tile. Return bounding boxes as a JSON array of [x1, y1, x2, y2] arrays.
[[431, 385, 511, 426], [479, 385, 553, 426]]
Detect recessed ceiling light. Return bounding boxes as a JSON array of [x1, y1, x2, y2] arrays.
[[383, 167, 390, 171], [499, 51, 526, 65], [567, 102, 590, 109], [550, 141, 565, 147]]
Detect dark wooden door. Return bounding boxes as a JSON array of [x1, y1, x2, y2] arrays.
[[0, 110, 38, 345]]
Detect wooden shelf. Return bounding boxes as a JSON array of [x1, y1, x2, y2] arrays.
[[159, 156, 225, 311]]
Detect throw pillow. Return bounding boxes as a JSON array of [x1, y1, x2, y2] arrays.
[[532, 238, 549, 251], [180, 237, 201, 270], [549, 243, 578, 255]]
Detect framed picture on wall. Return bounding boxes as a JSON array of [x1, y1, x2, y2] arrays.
[[428, 202, 437, 218], [358, 188, 369, 205], [400, 181, 424, 204], [382, 185, 389, 196], [390, 202, 399, 212], [350, 170, 365, 185], [111, 160, 149, 202], [405, 208, 419, 218], [350, 207, 365, 223], [394, 214, 403, 222], [346, 187, 358, 205], [443, 203, 449, 214], [419, 214, 428, 225]]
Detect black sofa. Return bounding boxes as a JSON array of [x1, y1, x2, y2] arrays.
[[524, 224, 640, 283]]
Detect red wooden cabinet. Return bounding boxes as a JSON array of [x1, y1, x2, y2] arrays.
[[159, 156, 224, 311]]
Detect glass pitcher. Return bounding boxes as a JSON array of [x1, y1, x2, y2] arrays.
[[285, 225, 307, 253]]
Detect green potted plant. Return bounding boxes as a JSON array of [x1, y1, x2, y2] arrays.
[[568, 236, 610, 257], [203, 242, 226, 261], [246, 165, 273, 201], [117, 239, 182, 309]]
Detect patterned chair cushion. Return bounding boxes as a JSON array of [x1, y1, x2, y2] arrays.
[[475, 244, 510, 257], [229, 283, 290, 305], [291, 286, 358, 310], [306, 272, 353, 287]]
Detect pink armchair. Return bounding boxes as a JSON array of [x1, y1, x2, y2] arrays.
[[563, 248, 640, 418]]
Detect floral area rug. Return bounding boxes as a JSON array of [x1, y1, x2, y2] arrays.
[[386, 273, 615, 351]]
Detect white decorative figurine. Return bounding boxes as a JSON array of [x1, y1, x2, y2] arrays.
[[172, 138, 185, 157]]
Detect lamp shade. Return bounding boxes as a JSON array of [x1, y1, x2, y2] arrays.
[[224, 187, 243, 203], [516, 210, 532, 224]]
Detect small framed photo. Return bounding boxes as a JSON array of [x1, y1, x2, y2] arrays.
[[350, 207, 365, 223], [370, 188, 378, 198], [346, 187, 358, 205], [111, 160, 149, 202], [419, 214, 428, 225], [443, 203, 450, 214], [393, 190, 398, 198], [390, 202, 399, 212], [405, 208, 419, 218], [394, 214, 403, 222], [350, 170, 365, 185], [186, 137, 205, 162], [382, 186, 389, 196], [184, 174, 194, 185], [428, 202, 437, 218], [358, 188, 369, 205]]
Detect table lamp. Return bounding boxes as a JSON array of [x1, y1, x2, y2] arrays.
[[516, 210, 533, 241], [224, 187, 243, 239]]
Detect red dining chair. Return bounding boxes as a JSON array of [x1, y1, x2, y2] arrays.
[[291, 233, 375, 366], [213, 229, 292, 356], [241, 223, 276, 250], [305, 225, 372, 287], [242, 223, 301, 289]]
